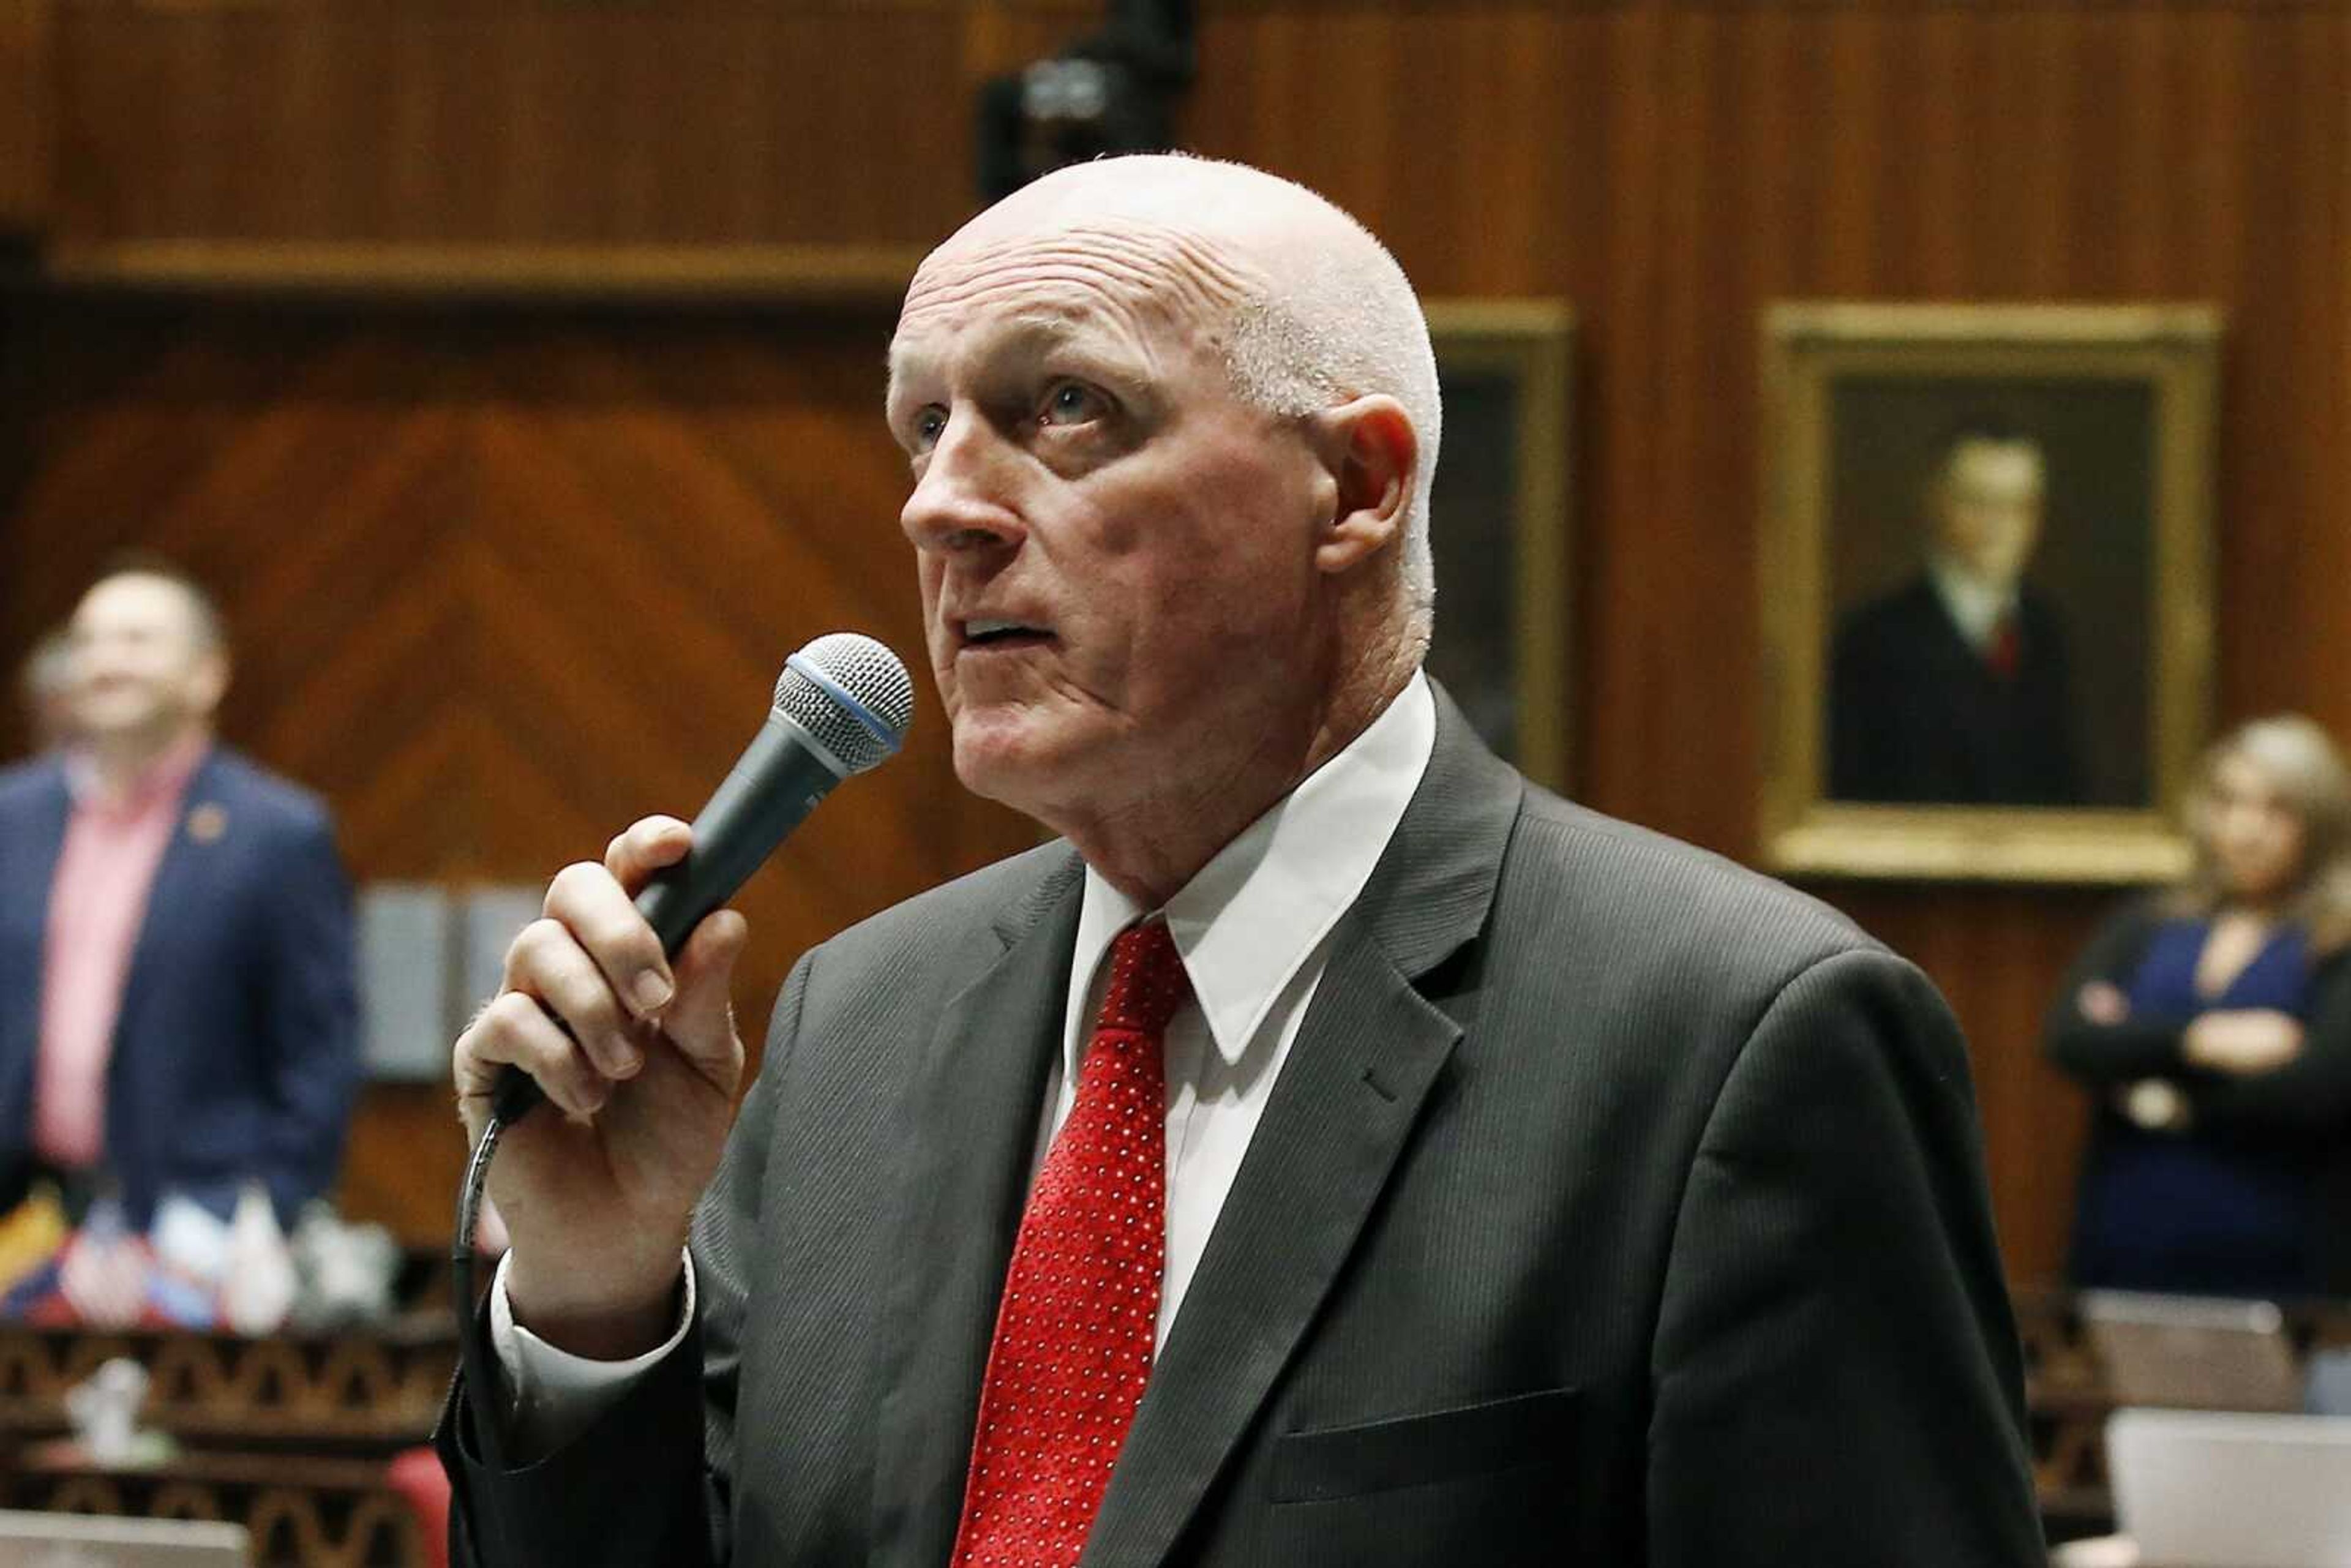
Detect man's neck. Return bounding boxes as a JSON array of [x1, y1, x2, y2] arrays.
[[1925, 555, 2021, 648], [85, 725, 208, 805], [1057, 656, 1417, 909], [1062, 760, 1320, 912]]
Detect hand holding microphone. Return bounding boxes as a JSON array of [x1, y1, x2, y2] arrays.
[[451, 634, 912, 1360]]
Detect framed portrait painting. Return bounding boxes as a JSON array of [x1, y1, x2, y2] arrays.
[[1759, 302, 2219, 882], [1423, 300, 1575, 793]]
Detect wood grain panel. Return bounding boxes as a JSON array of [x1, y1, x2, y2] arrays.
[[1206, 1, 2350, 1280], [6, 1, 2349, 1274], [0, 296, 1037, 1242], [47, 7, 983, 246], [1629, 6, 2346, 1275], [39, 1, 1108, 250], [0, 0, 50, 233]]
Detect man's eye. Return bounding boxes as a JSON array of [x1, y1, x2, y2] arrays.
[[911, 407, 947, 448], [1039, 382, 1109, 427]]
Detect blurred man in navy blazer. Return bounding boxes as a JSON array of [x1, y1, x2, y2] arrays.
[[17, 628, 79, 757], [0, 563, 359, 1226]]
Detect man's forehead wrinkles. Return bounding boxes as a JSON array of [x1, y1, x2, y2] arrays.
[[904, 268, 1194, 336], [904, 221, 1264, 324], [887, 301, 1160, 407], [907, 268, 1158, 326], [892, 283, 1150, 370], [893, 290, 1171, 396]]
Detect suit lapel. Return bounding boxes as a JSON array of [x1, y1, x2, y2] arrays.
[[1083, 685, 1524, 1567], [112, 752, 225, 1062], [0, 765, 73, 1123], [867, 850, 1086, 1568]]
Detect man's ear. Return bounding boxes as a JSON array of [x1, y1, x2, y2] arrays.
[[187, 651, 230, 719], [1315, 395, 1417, 577]]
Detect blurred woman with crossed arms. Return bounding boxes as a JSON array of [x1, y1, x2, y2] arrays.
[[2049, 715, 2351, 1299]]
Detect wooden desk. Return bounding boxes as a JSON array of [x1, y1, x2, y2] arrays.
[[0, 1261, 460, 1568], [0, 1256, 459, 1455], [4, 1439, 425, 1567], [2014, 1284, 2351, 1544]]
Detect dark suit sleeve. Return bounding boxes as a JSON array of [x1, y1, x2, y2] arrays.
[[2043, 609, 2081, 805], [2042, 902, 2184, 1084], [257, 809, 361, 1217], [440, 1300, 718, 1568], [437, 948, 811, 1568], [1646, 948, 2042, 1567]]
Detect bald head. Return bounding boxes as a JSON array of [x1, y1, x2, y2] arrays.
[[891, 156, 1442, 899], [905, 156, 1442, 630]]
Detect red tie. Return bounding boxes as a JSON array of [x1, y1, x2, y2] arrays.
[[1985, 613, 2022, 679], [952, 918, 1190, 1568]]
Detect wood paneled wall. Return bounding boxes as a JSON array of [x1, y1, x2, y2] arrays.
[[4, 2, 2346, 1274], [0, 294, 1044, 1239], [0, 0, 50, 233]]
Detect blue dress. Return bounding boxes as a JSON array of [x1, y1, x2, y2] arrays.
[[2069, 918, 2319, 1297]]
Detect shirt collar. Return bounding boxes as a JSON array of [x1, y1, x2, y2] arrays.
[[66, 732, 211, 816], [1065, 670, 1438, 1074], [1925, 555, 2018, 650]]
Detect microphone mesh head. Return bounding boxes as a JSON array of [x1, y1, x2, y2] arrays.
[[772, 632, 915, 775]]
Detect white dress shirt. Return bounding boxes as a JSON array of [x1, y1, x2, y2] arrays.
[[1927, 554, 2019, 654], [492, 670, 1438, 1455]]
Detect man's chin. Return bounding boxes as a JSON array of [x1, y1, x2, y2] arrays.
[[949, 715, 1084, 818], [77, 710, 162, 741], [1949, 554, 2028, 593], [950, 734, 1042, 812]]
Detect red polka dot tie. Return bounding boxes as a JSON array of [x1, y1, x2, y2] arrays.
[[951, 918, 1191, 1568]]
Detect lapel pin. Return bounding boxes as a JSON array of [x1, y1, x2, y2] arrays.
[[187, 803, 229, 844]]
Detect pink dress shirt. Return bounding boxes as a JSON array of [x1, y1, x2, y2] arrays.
[[32, 735, 210, 1169]]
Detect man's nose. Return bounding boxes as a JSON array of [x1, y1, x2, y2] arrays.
[[901, 411, 1025, 557]]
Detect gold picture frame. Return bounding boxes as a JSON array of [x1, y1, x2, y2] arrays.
[[1760, 302, 2219, 883], [1425, 300, 1576, 793]]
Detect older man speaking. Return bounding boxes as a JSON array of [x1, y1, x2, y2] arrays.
[[442, 157, 2041, 1567]]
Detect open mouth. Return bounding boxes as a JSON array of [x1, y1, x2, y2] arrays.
[[961, 618, 1055, 652]]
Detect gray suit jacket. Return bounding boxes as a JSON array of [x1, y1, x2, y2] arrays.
[[442, 689, 2042, 1566]]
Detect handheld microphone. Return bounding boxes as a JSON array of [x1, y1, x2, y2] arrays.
[[488, 632, 916, 1124], [454, 632, 910, 1474]]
